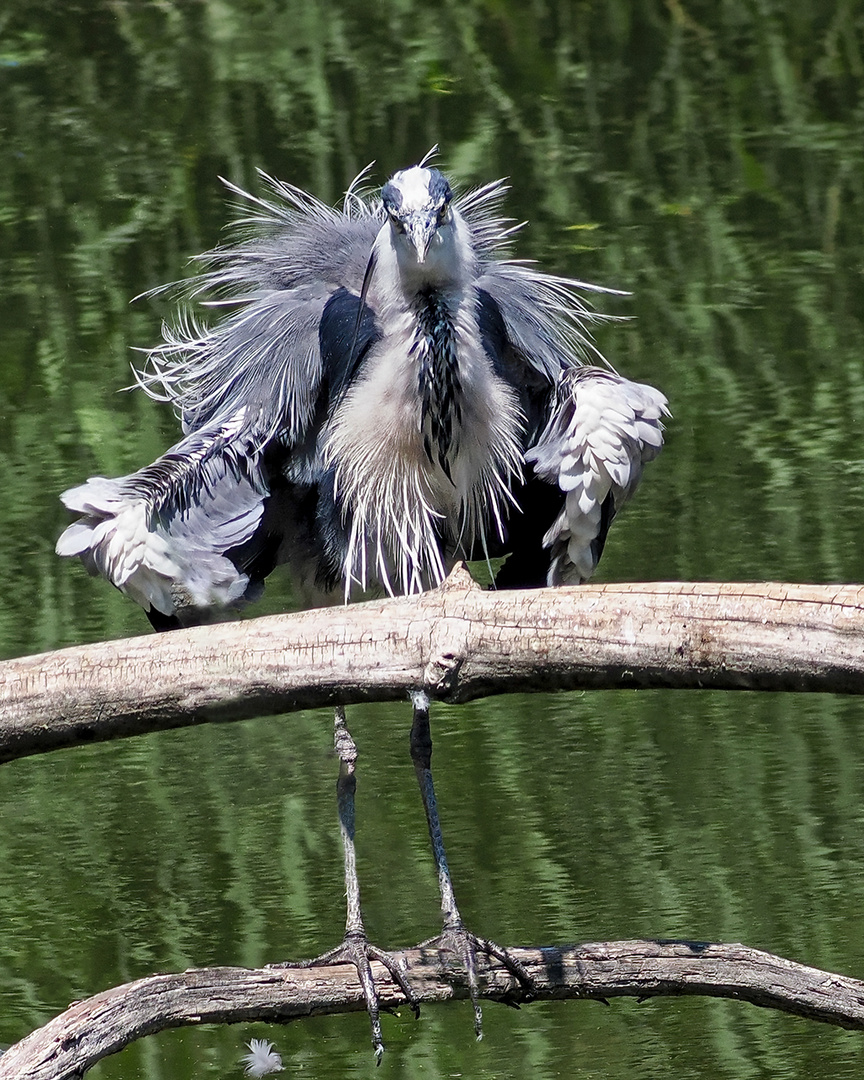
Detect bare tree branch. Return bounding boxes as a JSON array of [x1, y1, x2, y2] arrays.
[[3, 577, 863, 1073], [3, 569, 864, 764], [2, 939, 863, 1079]]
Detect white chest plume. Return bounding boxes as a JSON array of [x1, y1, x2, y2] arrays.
[[326, 223, 523, 596]]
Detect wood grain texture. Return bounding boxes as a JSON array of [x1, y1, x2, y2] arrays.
[[2, 939, 864, 1079], [2, 568, 864, 763]]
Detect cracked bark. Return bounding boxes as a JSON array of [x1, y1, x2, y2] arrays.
[[3, 572, 864, 1073], [2, 940, 864, 1079], [2, 568, 864, 764]]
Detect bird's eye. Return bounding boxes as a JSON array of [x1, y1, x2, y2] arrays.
[[387, 209, 406, 233], [437, 204, 449, 225]]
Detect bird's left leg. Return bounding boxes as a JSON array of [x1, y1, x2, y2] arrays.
[[272, 706, 418, 1062], [410, 691, 534, 1038]]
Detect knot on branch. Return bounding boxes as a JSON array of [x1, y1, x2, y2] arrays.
[[423, 646, 466, 699]]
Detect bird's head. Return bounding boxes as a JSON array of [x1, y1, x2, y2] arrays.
[[381, 166, 454, 269]]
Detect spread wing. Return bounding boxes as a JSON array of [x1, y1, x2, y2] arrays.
[[526, 367, 669, 584], [56, 414, 268, 618], [459, 188, 668, 587], [58, 175, 384, 623]]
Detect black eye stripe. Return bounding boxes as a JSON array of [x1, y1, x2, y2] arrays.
[[381, 180, 403, 214], [426, 169, 452, 205]]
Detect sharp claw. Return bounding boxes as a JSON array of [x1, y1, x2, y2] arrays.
[[422, 925, 535, 1036], [285, 935, 419, 1060], [366, 944, 421, 1018], [474, 935, 535, 1000], [473, 1001, 483, 1041]]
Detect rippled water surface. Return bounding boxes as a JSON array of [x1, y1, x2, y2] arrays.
[[2, 3, 864, 1077]]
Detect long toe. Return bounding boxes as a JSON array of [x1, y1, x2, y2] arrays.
[[270, 934, 420, 1062], [419, 926, 535, 1039]]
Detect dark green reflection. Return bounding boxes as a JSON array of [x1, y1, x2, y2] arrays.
[[3, 693, 864, 1078], [2, 1, 864, 1077]]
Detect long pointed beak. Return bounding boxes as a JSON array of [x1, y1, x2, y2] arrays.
[[405, 215, 436, 264]]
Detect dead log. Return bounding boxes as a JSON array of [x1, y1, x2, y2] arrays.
[[1, 938, 863, 1079], [2, 570, 864, 764]]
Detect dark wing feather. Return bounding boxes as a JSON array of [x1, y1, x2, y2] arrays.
[[475, 286, 553, 444], [319, 285, 381, 404]]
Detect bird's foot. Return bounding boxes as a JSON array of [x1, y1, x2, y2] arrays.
[[418, 923, 535, 1039], [269, 932, 419, 1062]]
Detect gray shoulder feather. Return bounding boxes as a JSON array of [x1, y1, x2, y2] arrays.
[[136, 171, 383, 446], [456, 179, 620, 380]]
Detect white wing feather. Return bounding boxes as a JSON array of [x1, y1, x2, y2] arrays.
[[56, 415, 267, 617], [526, 367, 669, 584]]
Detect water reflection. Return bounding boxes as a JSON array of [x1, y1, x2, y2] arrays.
[[3, 693, 864, 1077], [2, 1, 864, 1077]]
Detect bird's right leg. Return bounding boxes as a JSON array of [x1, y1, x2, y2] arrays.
[[409, 691, 534, 1037], [271, 706, 418, 1062]]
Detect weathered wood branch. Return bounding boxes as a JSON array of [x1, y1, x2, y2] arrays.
[[2, 939, 863, 1079], [2, 570, 864, 763]]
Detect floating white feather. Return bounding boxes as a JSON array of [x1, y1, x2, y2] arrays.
[[241, 1038, 284, 1077]]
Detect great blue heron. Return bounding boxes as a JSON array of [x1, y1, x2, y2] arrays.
[[57, 153, 668, 1057]]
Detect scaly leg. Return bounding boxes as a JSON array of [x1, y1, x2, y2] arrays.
[[272, 706, 418, 1062], [409, 691, 534, 1038]]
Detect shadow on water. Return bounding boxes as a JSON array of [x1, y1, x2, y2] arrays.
[[1, 1, 864, 1076]]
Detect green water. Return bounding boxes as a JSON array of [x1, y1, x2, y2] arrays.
[[2, 1, 864, 1077]]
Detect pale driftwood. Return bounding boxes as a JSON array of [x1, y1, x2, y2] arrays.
[[2, 569, 864, 764], [1, 939, 863, 1079]]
